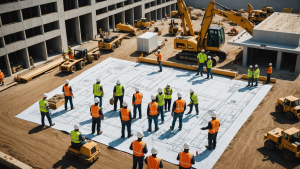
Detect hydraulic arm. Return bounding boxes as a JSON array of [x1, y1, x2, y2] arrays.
[[177, 0, 194, 36]]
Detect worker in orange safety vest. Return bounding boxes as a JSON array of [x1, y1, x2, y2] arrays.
[[177, 142, 195, 169], [132, 88, 143, 119], [68, 46, 74, 59], [90, 97, 104, 135], [62, 79, 75, 111], [130, 131, 148, 169], [120, 101, 133, 138], [265, 63, 272, 84], [170, 93, 186, 131], [201, 111, 221, 150], [0, 69, 4, 86], [147, 95, 159, 132], [145, 146, 163, 169]]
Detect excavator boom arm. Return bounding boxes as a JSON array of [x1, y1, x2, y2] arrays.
[[177, 0, 194, 36], [247, 3, 254, 18]]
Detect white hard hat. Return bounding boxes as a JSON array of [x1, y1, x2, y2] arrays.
[[74, 124, 80, 130], [167, 84, 170, 87], [184, 142, 190, 149], [177, 93, 182, 97], [65, 79, 69, 84], [201, 49, 205, 52], [157, 50, 160, 52], [211, 111, 217, 118], [96, 78, 100, 82], [135, 88, 139, 92], [208, 56, 211, 59], [94, 97, 100, 103], [190, 89, 194, 92], [137, 131, 144, 138], [43, 93, 48, 98], [151, 95, 156, 100], [158, 88, 163, 93], [123, 101, 128, 106], [116, 80, 120, 84], [151, 146, 158, 154], [269, 63, 272, 66], [255, 64, 258, 67], [250, 65, 253, 68]]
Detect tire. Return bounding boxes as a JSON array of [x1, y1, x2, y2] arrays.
[[89, 56, 94, 63], [275, 104, 283, 113], [286, 111, 295, 120], [70, 65, 76, 73], [77, 61, 85, 70], [65, 152, 74, 161], [79, 157, 88, 166], [95, 53, 100, 60], [264, 140, 275, 151], [116, 41, 121, 48], [111, 43, 116, 52], [283, 149, 295, 161]]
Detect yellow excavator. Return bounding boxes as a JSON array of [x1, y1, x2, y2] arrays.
[[174, 1, 254, 65], [262, 6, 274, 16], [247, 3, 268, 25]]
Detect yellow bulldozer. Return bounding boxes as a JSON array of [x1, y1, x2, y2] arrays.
[[262, 6, 274, 16], [98, 35, 124, 52], [275, 95, 300, 120], [116, 23, 139, 35], [168, 19, 181, 35], [247, 3, 270, 25], [134, 18, 152, 28]]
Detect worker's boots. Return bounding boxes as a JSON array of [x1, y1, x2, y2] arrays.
[[205, 145, 212, 150], [51, 123, 55, 126], [196, 73, 199, 75], [98, 131, 103, 135], [128, 133, 133, 138], [170, 126, 174, 130]]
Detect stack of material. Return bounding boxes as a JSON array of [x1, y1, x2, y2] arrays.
[[137, 32, 158, 53], [48, 94, 65, 110], [11, 65, 23, 73]]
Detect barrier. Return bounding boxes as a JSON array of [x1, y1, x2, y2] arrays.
[[242, 74, 276, 83]]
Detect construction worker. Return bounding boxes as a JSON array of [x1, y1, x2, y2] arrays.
[[90, 98, 104, 135], [265, 63, 272, 84], [63, 79, 75, 111], [165, 13, 168, 19], [93, 78, 104, 107], [177, 142, 195, 169], [39, 93, 55, 127], [246, 65, 254, 87], [164, 84, 173, 112], [145, 146, 163, 169], [206, 56, 213, 79], [170, 93, 186, 131], [187, 89, 199, 115], [71, 124, 87, 149], [156, 88, 165, 124], [68, 46, 74, 59], [147, 95, 159, 132], [201, 111, 220, 150], [130, 131, 148, 169], [29, 56, 35, 68], [0, 69, 4, 86], [196, 49, 207, 76], [231, 28, 238, 35], [253, 64, 260, 86], [154, 50, 162, 72], [113, 80, 125, 111], [120, 101, 133, 138], [132, 88, 143, 119]]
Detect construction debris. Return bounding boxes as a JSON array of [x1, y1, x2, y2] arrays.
[[48, 94, 65, 110]]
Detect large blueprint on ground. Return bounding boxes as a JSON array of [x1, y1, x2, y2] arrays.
[[16, 57, 271, 168]]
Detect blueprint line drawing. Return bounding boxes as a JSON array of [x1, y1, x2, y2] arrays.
[[16, 57, 272, 169]]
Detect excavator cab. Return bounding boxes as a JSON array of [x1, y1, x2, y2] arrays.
[[206, 25, 225, 47]]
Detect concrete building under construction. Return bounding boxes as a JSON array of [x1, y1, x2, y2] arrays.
[[0, 0, 177, 77]]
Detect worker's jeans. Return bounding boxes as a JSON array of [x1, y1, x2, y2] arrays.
[[64, 96, 73, 110], [121, 120, 131, 137], [158, 61, 162, 71], [92, 117, 101, 134], [254, 78, 258, 85], [189, 103, 199, 114], [164, 99, 171, 111], [114, 96, 123, 110], [197, 63, 204, 74], [267, 74, 271, 83], [148, 115, 158, 131], [207, 68, 213, 78], [172, 112, 183, 130], [133, 104, 142, 118], [248, 77, 253, 86], [94, 95, 102, 107], [159, 105, 164, 122], [132, 155, 144, 169], [208, 132, 218, 149], [41, 112, 52, 126]]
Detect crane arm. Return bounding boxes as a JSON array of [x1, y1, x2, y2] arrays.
[[177, 0, 194, 36], [247, 3, 254, 18]]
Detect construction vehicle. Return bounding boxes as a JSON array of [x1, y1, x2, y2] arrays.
[[134, 18, 152, 28], [264, 127, 300, 161], [116, 23, 139, 35], [174, 1, 254, 65], [66, 140, 101, 166], [59, 47, 100, 73], [171, 6, 194, 19], [168, 19, 181, 35], [262, 6, 274, 16], [275, 95, 300, 120], [99, 28, 109, 38], [247, 3, 268, 25], [154, 26, 162, 36], [98, 35, 124, 52]]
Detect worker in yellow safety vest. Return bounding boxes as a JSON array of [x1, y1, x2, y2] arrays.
[[156, 88, 165, 123], [132, 88, 143, 119], [187, 89, 199, 115], [93, 78, 104, 107], [145, 146, 163, 169], [170, 93, 186, 131], [164, 84, 173, 112], [70, 124, 87, 149], [113, 80, 125, 111], [0, 69, 5, 86], [120, 101, 133, 138], [246, 65, 254, 87], [265, 63, 272, 84], [201, 111, 221, 150], [90, 97, 104, 135], [63, 79, 75, 111], [196, 49, 207, 76], [253, 64, 260, 86], [39, 93, 55, 127], [68, 46, 74, 59], [206, 56, 213, 79], [177, 142, 195, 169], [147, 95, 159, 132], [130, 131, 148, 169]]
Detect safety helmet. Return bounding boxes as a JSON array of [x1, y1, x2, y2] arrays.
[[123, 101, 128, 107], [184, 142, 190, 149], [158, 88, 163, 93], [211, 111, 217, 118], [151, 95, 156, 100], [269, 63, 272, 66], [151, 146, 158, 154], [116, 80, 121, 84], [255, 64, 258, 67], [43, 93, 48, 98], [135, 88, 139, 92], [74, 124, 80, 130], [65, 79, 69, 84], [177, 93, 182, 97], [157, 50, 160, 53], [137, 131, 144, 138], [249, 65, 253, 68], [94, 98, 100, 103], [190, 89, 194, 93], [208, 56, 211, 59], [201, 49, 205, 52], [96, 78, 100, 82], [167, 84, 170, 87]]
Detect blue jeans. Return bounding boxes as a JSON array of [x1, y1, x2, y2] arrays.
[[159, 105, 164, 122], [189, 103, 199, 114], [197, 63, 204, 74], [132, 155, 144, 169], [267, 74, 271, 83], [148, 115, 158, 131], [64, 96, 73, 110], [158, 61, 162, 71], [208, 132, 218, 149], [41, 112, 52, 126], [248, 77, 253, 86], [172, 112, 183, 130], [254, 78, 258, 85], [92, 117, 101, 134], [121, 120, 131, 137], [207, 68, 213, 78], [94, 95, 102, 107], [133, 104, 142, 118], [78, 140, 87, 148]]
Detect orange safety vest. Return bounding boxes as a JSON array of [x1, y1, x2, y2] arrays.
[[132, 140, 145, 157], [148, 102, 158, 115], [69, 53, 74, 59], [157, 53, 162, 61], [174, 99, 185, 113], [146, 156, 161, 169], [134, 92, 143, 105], [121, 108, 130, 121], [179, 151, 193, 168], [91, 105, 101, 118], [267, 67, 272, 74], [0, 72, 4, 79], [208, 118, 220, 134], [64, 85, 72, 96]]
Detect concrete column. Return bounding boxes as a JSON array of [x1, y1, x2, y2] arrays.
[[122, 11, 125, 23], [242, 47, 248, 66], [112, 15, 116, 31], [131, 9, 134, 25], [276, 51, 282, 70], [4, 55, 12, 76], [295, 54, 300, 73], [91, 0, 97, 39], [41, 41, 48, 61], [23, 48, 30, 68], [74, 17, 82, 44]]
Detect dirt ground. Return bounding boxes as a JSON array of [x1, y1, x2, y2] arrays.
[[0, 9, 300, 169]]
